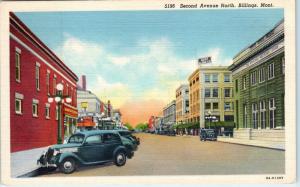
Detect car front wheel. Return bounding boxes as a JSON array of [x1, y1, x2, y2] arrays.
[[59, 158, 77, 174], [114, 151, 126, 167]]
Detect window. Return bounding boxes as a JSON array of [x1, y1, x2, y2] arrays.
[[53, 76, 57, 95], [56, 106, 58, 120], [282, 57, 285, 74], [196, 77, 199, 82], [250, 71, 257, 85], [252, 103, 258, 129], [205, 74, 210, 83], [268, 63, 275, 79], [15, 99, 22, 114], [46, 71, 50, 95], [213, 102, 218, 110], [205, 88, 211, 98], [15, 52, 21, 82], [259, 68, 265, 83], [103, 133, 120, 142], [212, 74, 218, 83], [235, 79, 238, 92], [45, 105, 50, 119], [224, 88, 231, 97], [212, 88, 218, 97], [205, 103, 211, 110], [269, 98, 276, 128], [224, 102, 231, 111], [224, 74, 230, 83], [85, 135, 103, 144], [32, 103, 38, 117], [260, 100, 266, 129], [243, 76, 247, 90], [35, 63, 40, 91], [243, 104, 247, 128]]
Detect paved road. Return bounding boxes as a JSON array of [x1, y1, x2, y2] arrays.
[[40, 133, 284, 176]]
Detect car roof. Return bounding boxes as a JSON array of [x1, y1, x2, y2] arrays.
[[74, 130, 120, 137]]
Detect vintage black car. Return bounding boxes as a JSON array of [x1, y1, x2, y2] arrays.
[[116, 130, 140, 146], [37, 130, 136, 174], [199, 129, 217, 141]]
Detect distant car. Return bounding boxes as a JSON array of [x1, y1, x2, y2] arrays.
[[116, 130, 140, 146], [37, 130, 136, 174], [200, 129, 217, 141]]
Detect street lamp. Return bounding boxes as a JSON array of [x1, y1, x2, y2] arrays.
[[48, 83, 72, 144]]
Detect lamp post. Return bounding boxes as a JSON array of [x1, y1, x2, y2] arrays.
[[48, 83, 72, 144]]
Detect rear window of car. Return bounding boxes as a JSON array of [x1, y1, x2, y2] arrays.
[[68, 134, 85, 144], [103, 133, 120, 142]]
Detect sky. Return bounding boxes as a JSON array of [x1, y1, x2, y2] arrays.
[[16, 9, 283, 126]]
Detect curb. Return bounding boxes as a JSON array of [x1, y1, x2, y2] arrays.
[[217, 140, 285, 151]]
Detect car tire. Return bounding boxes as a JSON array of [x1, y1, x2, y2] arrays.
[[59, 158, 77, 174], [114, 151, 126, 167]]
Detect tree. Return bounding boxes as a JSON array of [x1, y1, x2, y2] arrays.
[[124, 123, 134, 131], [135, 123, 148, 131]]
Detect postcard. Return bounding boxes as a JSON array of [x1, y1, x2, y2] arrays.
[[0, 0, 296, 185]]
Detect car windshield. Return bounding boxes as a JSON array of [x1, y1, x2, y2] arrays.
[[206, 130, 215, 133], [68, 134, 85, 144]]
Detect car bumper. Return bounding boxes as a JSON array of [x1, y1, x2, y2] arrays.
[[37, 153, 58, 167], [127, 151, 134, 159]]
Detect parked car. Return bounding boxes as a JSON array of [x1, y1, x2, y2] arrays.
[[199, 129, 217, 141], [37, 130, 136, 174], [115, 130, 140, 147]]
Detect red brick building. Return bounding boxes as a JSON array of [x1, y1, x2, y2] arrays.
[[10, 13, 78, 152]]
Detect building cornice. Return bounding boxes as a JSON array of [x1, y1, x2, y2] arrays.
[[231, 39, 284, 76]]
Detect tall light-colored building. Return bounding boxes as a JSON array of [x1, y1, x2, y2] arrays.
[[199, 66, 234, 128], [163, 100, 176, 129], [188, 69, 200, 123], [175, 84, 189, 124]]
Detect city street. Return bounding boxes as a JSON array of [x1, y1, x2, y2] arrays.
[[39, 133, 284, 177]]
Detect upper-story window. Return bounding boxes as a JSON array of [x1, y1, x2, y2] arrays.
[[235, 79, 238, 92], [224, 88, 231, 97], [32, 99, 39, 117], [205, 74, 210, 83], [212, 74, 218, 83], [46, 71, 50, 95], [35, 62, 40, 91], [224, 74, 230, 83], [259, 68, 265, 83], [268, 63, 275, 79], [53, 76, 57, 95], [282, 57, 285, 75], [212, 88, 218, 97], [250, 71, 257, 85], [205, 88, 211, 98], [15, 92, 24, 115], [15, 51, 21, 82], [243, 76, 247, 90]]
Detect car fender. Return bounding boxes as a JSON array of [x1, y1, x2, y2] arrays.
[[58, 152, 84, 165], [113, 146, 127, 157]]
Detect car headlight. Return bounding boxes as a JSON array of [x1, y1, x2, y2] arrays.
[[53, 149, 60, 156]]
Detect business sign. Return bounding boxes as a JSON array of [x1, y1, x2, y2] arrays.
[[80, 102, 88, 108], [198, 56, 212, 64]]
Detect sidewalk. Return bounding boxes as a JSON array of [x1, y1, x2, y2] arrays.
[[11, 145, 50, 177], [217, 136, 285, 150]]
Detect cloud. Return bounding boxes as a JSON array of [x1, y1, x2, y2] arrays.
[[107, 55, 130, 66], [55, 34, 104, 75], [91, 75, 132, 108]]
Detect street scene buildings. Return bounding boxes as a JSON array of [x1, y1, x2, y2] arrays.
[[6, 10, 288, 178], [228, 20, 285, 143]]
